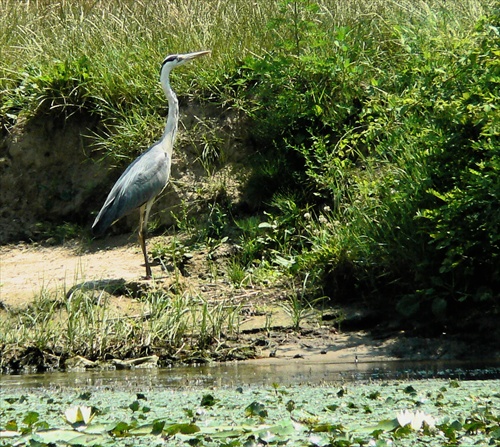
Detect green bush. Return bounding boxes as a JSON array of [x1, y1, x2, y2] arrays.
[[415, 10, 500, 311], [227, 2, 499, 326]]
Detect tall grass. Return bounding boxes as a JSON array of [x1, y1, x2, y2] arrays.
[[0, 0, 274, 110], [1, 0, 491, 148], [0, 283, 242, 370], [0, 1, 486, 122]]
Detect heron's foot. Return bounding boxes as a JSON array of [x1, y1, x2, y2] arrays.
[[141, 267, 153, 280]]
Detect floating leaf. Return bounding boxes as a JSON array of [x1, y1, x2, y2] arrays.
[[22, 411, 39, 427], [245, 401, 268, 418], [81, 423, 113, 435], [164, 423, 200, 436], [201, 426, 250, 439], [403, 385, 417, 395], [129, 400, 140, 412], [18, 429, 106, 446], [152, 420, 166, 436], [360, 418, 399, 434], [312, 423, 341, 433], [5, 420, 18, 432], [258, 430, 277, 443], [259, 420, 295, 437], [110, 421, 132, 436], [78, 392, 92, 400], [66, 433, 106, 446], [490, 427, 500, 440], [200, 394, 217, 407], [129, 423, 156, 436], [325, 404, 339, 412]]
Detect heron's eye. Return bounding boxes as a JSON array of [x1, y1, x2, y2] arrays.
[[160, 55, 178, 75], [162, 55, 177, 64]]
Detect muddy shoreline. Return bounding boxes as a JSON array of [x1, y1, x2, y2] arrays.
[[1, 237, 499, 374]]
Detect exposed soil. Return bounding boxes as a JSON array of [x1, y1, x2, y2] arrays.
[[0, 105, 250, 245], [2, 235, 493, 374]]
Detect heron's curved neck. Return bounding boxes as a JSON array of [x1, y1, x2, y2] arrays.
[[161, 75, 179, 156]]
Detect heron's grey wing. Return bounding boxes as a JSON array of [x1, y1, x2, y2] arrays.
[[92, 145, 170, 236]]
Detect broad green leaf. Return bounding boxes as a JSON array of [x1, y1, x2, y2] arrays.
[[110, 421, 132, 436], [25, 429, 106, 446], [22, 411, 39, 427], [358, 418, 399, 434], [164, 423, 200, 436], [245, 401, 268, 418], [403, 385, 417, 395], [200, 394, 217, 407], [129, 400, 140, 412]]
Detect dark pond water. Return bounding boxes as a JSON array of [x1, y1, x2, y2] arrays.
[[1, 358, 500, 390]]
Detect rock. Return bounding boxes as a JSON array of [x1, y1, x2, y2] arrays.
[[65, 356, 98, 370], [112, 355, 159, 369]]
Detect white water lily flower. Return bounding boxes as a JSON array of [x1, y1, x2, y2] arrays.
[[422, 412, 436, 429], [410, 410, 425, 430], [64, 405, 94, 426], [397, 409, 435, 430], [397, 409, 413, 428], [369, 440, 393, 446]]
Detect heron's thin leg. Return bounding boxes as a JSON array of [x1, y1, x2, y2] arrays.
[[138, 201, 154, 278]]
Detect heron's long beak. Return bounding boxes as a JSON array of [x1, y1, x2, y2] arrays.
[[179, 50, 211, 62]]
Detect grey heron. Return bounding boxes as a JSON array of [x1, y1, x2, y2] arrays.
[[92, 50, 210, 278]]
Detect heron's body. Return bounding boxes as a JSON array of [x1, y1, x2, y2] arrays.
[[91, 142, 171, 236], [92, 50, 210, 277]]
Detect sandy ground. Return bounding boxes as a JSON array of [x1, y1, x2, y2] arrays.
[[0, 235, 145, 307]]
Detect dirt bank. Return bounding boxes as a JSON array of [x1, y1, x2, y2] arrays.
[[3, 235, 495, 373]]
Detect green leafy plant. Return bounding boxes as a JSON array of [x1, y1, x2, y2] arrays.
[[226, 1, 500, 331], [279, 273, 324, 330], [151, 238, 193, 275]]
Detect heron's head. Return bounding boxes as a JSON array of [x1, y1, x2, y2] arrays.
[[160, 50, 210, 81]]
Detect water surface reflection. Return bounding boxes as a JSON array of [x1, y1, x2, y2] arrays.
[[1, 358, 500, 390]]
